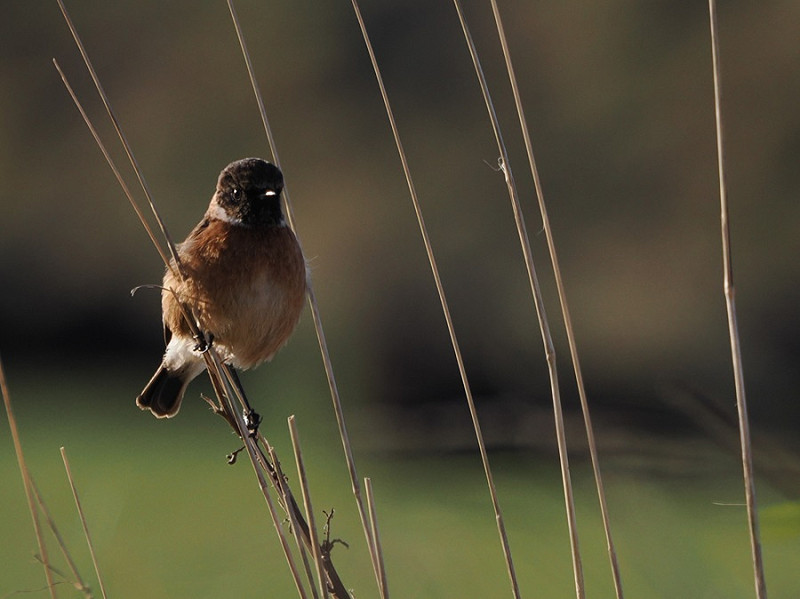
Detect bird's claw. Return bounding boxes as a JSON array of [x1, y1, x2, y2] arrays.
[[194, 331, 214, 353], [244, 409, 262, 437]]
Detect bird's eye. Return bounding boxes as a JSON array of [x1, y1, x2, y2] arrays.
[[231, 188, 242, 201]]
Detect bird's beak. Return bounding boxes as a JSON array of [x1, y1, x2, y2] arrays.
[[262, 190, 278, 198]]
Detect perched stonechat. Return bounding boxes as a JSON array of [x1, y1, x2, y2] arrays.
[[137, 158, 307, 418]]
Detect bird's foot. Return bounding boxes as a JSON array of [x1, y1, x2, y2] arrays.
[[244, 409, 262, 437], [194, 331, 214, 353]]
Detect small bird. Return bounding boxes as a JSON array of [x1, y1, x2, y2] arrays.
[[137, 158, 307, 418]]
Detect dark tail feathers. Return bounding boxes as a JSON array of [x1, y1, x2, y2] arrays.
[[136, 365, 190, 418]]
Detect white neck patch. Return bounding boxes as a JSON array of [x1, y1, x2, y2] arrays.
[[206, 197, 243, 226]]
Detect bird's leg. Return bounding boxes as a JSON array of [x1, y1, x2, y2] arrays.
[[229, 369, 262, 437], [193, 330, 214, 353]]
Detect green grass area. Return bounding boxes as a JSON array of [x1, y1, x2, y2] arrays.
[[2, 367, 798, 598]]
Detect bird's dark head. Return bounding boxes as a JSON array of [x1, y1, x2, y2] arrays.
[[214, 158, 285, 226]]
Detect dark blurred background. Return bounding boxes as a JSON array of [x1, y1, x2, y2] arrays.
[[2, 0, 798, 448], [2, 1, 800, 596]]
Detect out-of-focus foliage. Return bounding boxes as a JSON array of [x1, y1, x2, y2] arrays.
[[1, 2, 798, 434], [2, 2, 800, 596]]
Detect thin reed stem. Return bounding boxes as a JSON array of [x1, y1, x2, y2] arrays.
[[54, 62, 209, 362], [1, 357, 58, 599], [215, 362, 351, 598], [484, 1, 625, 595], [266, 442, 318, 599], [55, 0, 183, 280], [707, 2, 767, 597], [451, 3, 587, 597], [206, 357, 310, 599], [289, 416, 330, 599], [51, 59, 171, 272], [60, 448, 108, 599], [31, 480, 92, 597], [225, 1, 381, 590], [349, 1, 520, 596], [364, 478, 388, 599]]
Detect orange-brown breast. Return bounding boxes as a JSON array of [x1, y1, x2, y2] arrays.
[[162, 218, 306, 369]]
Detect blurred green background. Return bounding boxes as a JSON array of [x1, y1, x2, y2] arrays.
[[2, 1, 799, 597]]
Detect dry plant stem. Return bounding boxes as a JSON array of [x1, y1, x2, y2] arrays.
[[225, 0, 381, 588], [0, 357, 58, 599], [255, 406, 350, 596], [451, 5, 585, 596], [56, 0, 183, 280], [489, 2, 622, 596], [206, 356, 311, 599], [60, 448, 108, 599], [349, 1, 520, 597], [707, 2, 767, 597], [51, 59, 172, 273], [31, 480, 92, 597], [266, 442, 320, 599], [54, 63, 205, 352], [210, 359, 350, 598], [289, 416, 330, 599], [482, 1, 624, 595], [364, 478, 389, 599]]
